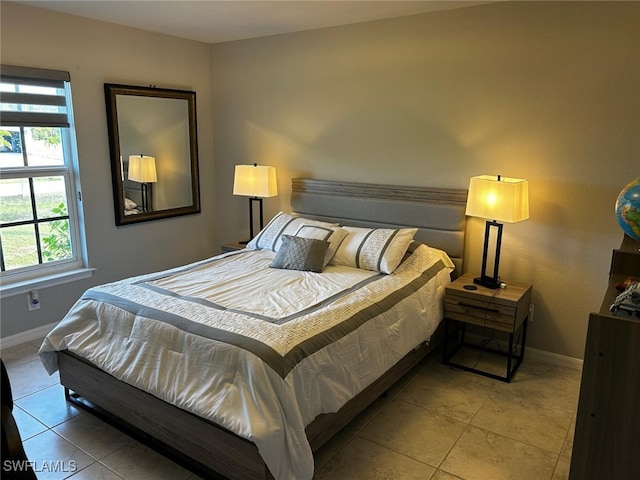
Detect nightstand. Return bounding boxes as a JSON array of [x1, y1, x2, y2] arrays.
[[220, 242, 246, 253], [442, 272, 532, 382]]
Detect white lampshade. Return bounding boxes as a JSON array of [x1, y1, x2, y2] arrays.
[[465, 175, 529, 223], [128, 155, 157, 183], [233, 164, 278, 198]]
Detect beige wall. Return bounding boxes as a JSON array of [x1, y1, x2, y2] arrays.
[[0, 3, 217, 338], [1, 1, 638, 359], [211, 1, 639, 359]]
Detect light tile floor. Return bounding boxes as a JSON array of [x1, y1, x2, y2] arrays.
[[2, 338, 580, 480]]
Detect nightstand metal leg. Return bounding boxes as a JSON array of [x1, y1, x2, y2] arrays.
[[506, 331, 514, 382], [442, 316, 528, 383]]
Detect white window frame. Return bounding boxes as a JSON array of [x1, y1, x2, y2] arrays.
[[0, 65, 93, 297]]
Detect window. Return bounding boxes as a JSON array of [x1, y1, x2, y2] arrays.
[[0, 65, 91, 295]]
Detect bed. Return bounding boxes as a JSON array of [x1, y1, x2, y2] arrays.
[[39, 178, 467, 480]]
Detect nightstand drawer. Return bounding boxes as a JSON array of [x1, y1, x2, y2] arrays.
[[445, 294, 516, 331]]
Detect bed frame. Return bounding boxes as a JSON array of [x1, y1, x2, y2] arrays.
[[57, 178, 467, 480]]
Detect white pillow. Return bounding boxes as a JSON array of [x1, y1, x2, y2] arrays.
[[294, 225, 348, 266], [246, 212, 338, 252], [124, 197, 137, 210], [330, 226, 418, 274]]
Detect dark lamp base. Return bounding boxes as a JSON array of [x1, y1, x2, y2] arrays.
[[474, 276, 501, 289]]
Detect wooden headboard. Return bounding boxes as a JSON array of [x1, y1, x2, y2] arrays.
[[290, 178, 468, 277]]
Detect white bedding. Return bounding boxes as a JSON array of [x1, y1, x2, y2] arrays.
[[40, 243, 453, 480]]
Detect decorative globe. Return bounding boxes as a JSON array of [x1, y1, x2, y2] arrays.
[[615, 177, 640, 241]]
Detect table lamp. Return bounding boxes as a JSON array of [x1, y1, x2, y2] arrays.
[[465, 175, 529, 288], [233, 164, 278, 242]]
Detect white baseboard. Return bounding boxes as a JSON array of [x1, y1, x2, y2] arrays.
[[526, 347, 583, 370], [0, 322, 58, 350], [463, 332, 584, 370]]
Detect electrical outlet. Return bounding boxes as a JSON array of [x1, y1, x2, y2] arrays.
[[28, 290, 40, 311], [529, 303, 535, 322]]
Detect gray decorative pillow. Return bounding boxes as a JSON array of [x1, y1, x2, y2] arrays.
[[293, 225, 348, 266], [270, 235, 330, 273]]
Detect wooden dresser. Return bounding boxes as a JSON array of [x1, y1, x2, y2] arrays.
[[569, 235, 640, 480]]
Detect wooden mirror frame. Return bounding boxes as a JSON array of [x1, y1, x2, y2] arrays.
[[105, 83, 201, 226]]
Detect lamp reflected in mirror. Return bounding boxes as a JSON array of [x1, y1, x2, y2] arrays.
[[128, 155, 157, 212]]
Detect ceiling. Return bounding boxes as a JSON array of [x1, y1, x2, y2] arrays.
[[13, 1, 489, 44]]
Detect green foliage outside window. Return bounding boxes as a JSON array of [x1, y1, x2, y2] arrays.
[[0, 130, 12, 150], [42, 203, 72, 261], [32, 127, 61, 147]]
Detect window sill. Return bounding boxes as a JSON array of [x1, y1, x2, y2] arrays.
[[0, 267, 96, 298]]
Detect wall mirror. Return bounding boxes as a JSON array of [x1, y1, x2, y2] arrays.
[[105, 83, 200, 225]]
